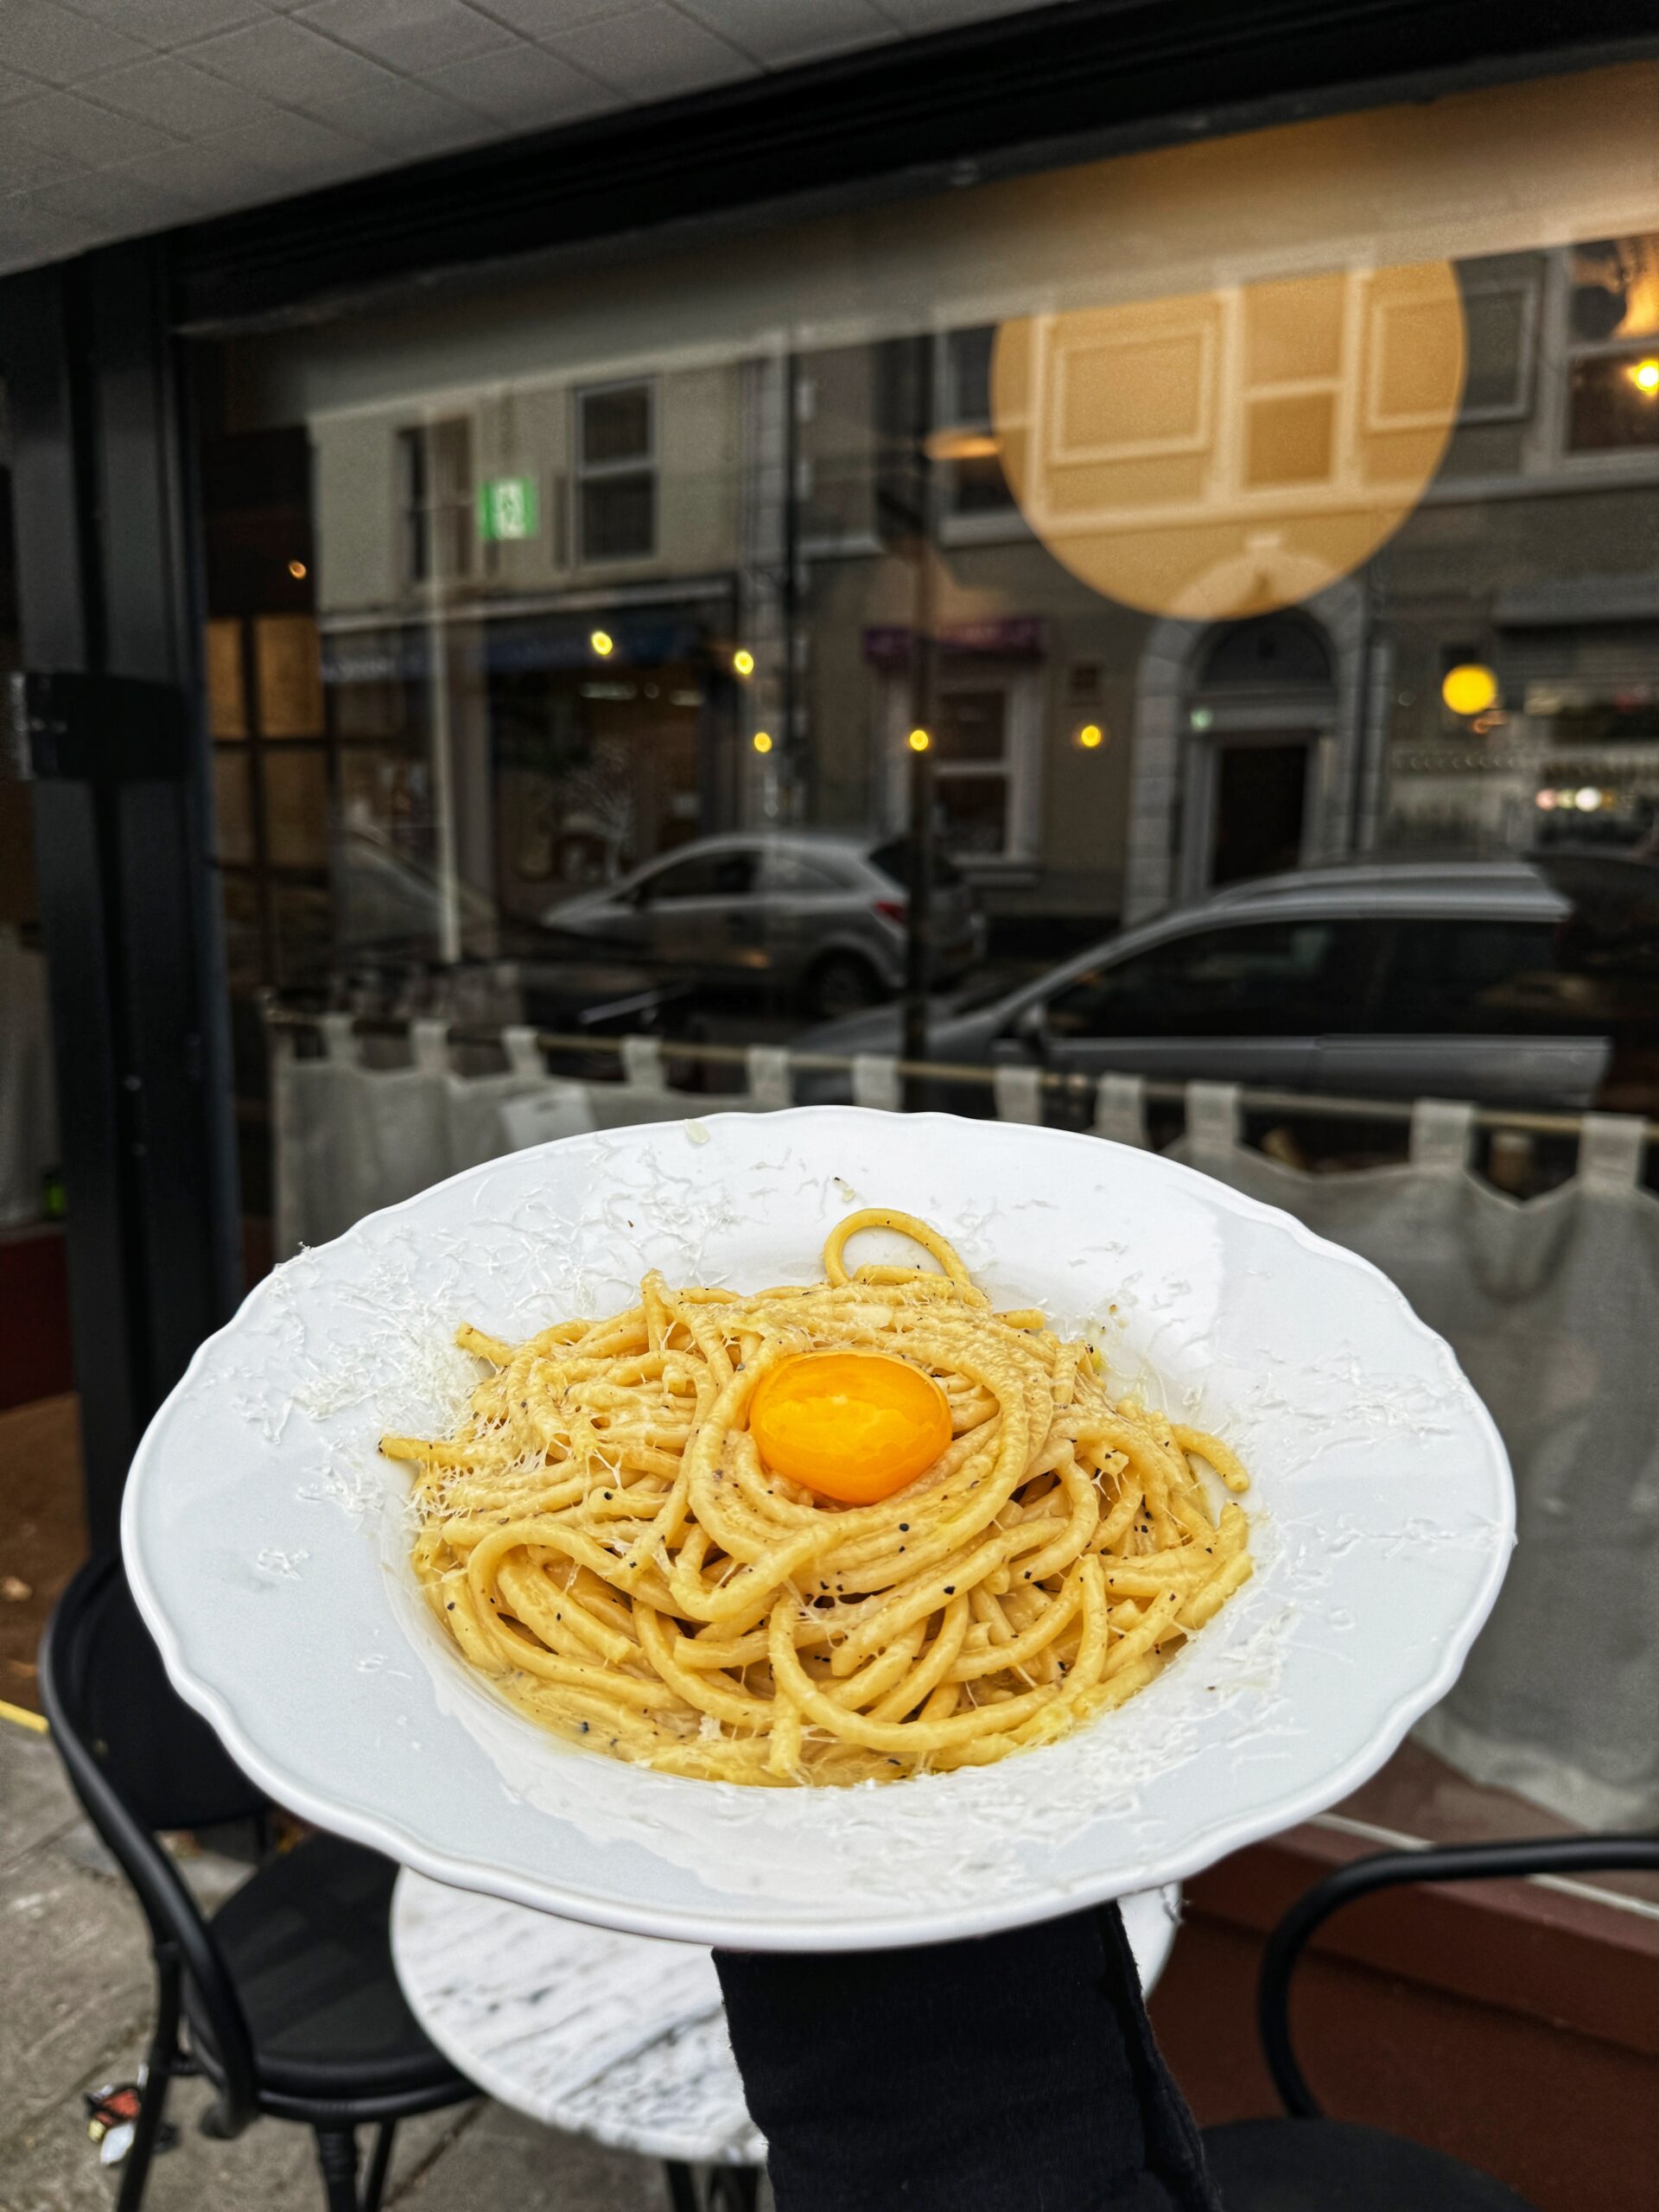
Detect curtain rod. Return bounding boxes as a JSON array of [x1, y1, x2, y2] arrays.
[[260, 1006, 1657, 1147]]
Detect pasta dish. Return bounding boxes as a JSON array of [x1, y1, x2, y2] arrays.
[[385, 1211, 1253, 1786]]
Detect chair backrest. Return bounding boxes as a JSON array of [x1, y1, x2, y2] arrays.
[[39, 1553, 265, 2133], [1257, 1833, 1659, 2119]]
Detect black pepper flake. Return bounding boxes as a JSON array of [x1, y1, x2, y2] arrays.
[[899, 1523, 909, 1532], [943, 1585, 956, 1594], [446, 1602, 454, 1611], [579, 1721, 590, 1733]]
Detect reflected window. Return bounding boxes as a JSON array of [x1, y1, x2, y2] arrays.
[[1565, 234, 1659, 453], [641, 849, 757, 900], [1459, 270, 1538, 420], [397, 418, 474, 584], [1376, 918, 1568, 1032], [578, 380, 656, 561], [759, 850, 849, 893], [940, 327, 1014, 518], [1046, 919, 1364, 1039]]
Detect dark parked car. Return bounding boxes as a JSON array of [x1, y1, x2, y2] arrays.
[[793, 860, 1659, 1114]]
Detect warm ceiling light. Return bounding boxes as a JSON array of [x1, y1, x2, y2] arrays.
[[1441, 664, 1498, 717], [1535, 790, 1557, 810], [1630, 357, 1659, 394], [590, 629, 614, 657], [1077, 722, 1105, 750], [288, 558, 308, 579], [734, 648, 755, 676], [752, 730, 772, 753], [907, 728, 931, 752], [1575, 786, 1603, 811]]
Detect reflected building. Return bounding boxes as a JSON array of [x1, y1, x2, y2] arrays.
[[232, 67, 1659, 988]]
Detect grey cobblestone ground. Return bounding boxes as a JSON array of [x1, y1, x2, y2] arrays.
[[0, 1721, 677, 2212]]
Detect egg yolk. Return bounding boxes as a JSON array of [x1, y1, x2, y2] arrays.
[[748, 1352, 952, 1506]]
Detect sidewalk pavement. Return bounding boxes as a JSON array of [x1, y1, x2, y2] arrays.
[[0, 1717, 677, 2212]]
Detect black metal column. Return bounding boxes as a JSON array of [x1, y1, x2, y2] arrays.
[[3, 243, 238, 1548]]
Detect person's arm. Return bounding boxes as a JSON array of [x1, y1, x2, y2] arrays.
[[715, 1903, 1217, 2212]]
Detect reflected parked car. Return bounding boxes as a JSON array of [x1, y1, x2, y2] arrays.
[[540, 833, 987, 1020], [794, 860, 1659, 1113]]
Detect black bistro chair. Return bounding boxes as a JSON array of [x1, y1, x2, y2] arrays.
[[40, 1555, 475, 2212], [1204, 1831, 1659, 2209]]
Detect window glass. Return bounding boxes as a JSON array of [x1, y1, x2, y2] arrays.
[[645, 850, 757, 899], [1375, 919, 1567, 1032], [194, 51, 1659, 1893], [1045, 920, 1359, 1039], [759, 850, 847, 893]]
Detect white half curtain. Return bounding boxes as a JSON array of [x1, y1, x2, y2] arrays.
[[271, 1040, 1659, 1828], [1166, 1087, 1659, 1831], [272, 1025, 772, 1258]]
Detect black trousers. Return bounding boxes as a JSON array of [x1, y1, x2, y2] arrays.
[[715, 1903, 1218, 2212]]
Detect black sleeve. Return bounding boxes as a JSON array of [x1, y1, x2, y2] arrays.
[[714, 1903, 1218, 2212]]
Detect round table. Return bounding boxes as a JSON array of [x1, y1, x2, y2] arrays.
[[391, 1871, 1182, 2199]]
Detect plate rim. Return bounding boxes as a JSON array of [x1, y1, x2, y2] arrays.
[[123, 1105, 1515, 1951]]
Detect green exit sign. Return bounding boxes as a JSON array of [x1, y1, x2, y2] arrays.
[[478, 475, 538, 541]]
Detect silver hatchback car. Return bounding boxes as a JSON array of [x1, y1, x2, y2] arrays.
[[541, 832, 987, 1020]]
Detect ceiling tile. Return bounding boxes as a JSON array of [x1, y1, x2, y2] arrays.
[[204, 105, 385, 185], [875, 0, 1046, 27], [0, 194, 103, 275], [543, 3, 752, 101], [425, 44, 618, 126], [84, 54, 282, 134], [463, 0, 643, 31], [0, 136, 83, 194], [183, 15, 402, 105], [0, 67, 48, 107], [310, 75, 496, 156], [57, 0, 270, 49], [28, 157, 204, 230], [294, 0, 519, 76], [675, 0, 896, 67], [114, 133, 288, 212], [3, 1, 153, 85], [8, 87, 181, 166]]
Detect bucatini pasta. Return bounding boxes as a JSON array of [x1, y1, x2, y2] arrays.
[[384, 1210, 1253, 1786]]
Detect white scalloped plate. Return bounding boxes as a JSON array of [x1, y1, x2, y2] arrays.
[[124, 1108, 1513, 1951]]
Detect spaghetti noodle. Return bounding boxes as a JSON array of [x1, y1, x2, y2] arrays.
[[385, 1210, 1252, 1786]]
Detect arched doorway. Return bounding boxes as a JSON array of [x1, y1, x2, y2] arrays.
[[1179, 611, 1337, 899]]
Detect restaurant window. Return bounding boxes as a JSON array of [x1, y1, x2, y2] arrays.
[[192, 54, 1659, 1933], [1564, 233, 1659, 453], [577, 379, 656, 563]]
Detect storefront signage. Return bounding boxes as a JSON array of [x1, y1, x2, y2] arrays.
[[477, 475, 539, 541], [861, 617, 1046, 665]]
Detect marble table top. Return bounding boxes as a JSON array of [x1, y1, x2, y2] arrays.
[[391, 1875, 1183, 2167]]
